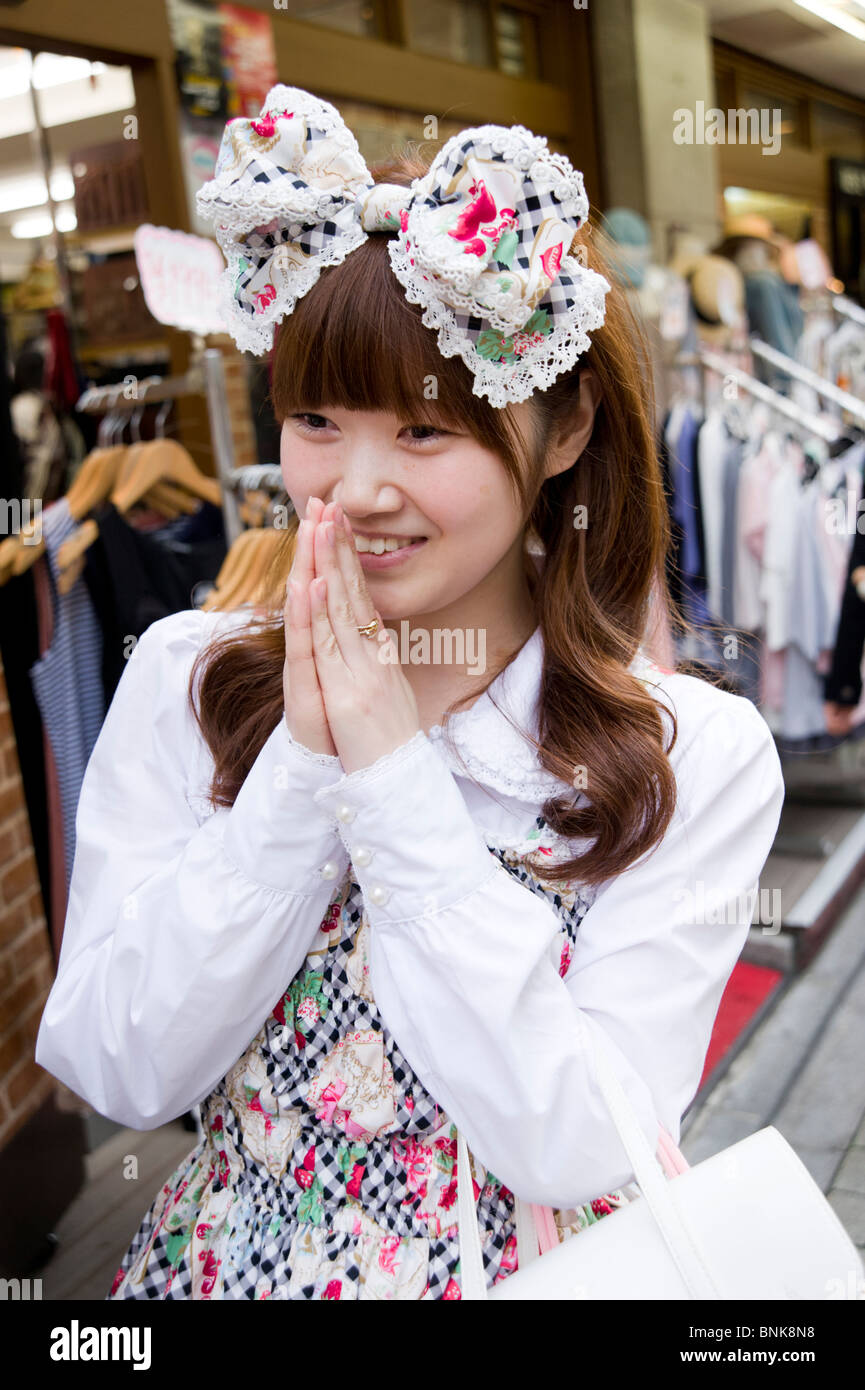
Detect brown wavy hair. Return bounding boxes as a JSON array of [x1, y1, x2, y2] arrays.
[[190, 150, 716, 887]]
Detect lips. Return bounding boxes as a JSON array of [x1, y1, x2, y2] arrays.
[[355, 537, 428, 568]]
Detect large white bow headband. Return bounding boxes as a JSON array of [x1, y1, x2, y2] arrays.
[[196, 85, 610, 408]]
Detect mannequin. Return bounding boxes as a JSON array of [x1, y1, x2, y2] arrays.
[[713, 215, 803, 366]]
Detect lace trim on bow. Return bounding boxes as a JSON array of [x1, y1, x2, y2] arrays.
[[388, 233, 609, 408]]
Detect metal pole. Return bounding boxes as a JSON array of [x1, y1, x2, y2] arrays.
[[749, 337, 865, 425], [698, 348, 841, 444], [202, 348, 243, 545]]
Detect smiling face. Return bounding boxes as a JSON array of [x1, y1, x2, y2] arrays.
[[279, 401, 537, 627], [269, 233, 598, 643]]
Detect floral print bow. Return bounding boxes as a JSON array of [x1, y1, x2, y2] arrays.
[[196, 84, 610, 407]]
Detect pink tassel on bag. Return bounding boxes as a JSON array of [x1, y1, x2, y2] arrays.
[[530, 1126, 689, 1255]]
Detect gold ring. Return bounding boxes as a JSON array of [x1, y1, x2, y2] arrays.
[[357, 617, 380, 639]]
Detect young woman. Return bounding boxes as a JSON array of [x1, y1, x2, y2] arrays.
[[35, 89, 785, 1300]]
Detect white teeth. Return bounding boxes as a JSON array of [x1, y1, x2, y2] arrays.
[[354, 535, 421, 555]]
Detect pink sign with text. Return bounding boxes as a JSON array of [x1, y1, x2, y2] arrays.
[[134, 223, 226, 336]]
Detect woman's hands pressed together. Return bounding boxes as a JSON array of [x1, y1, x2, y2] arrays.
[[282, 497, 422, 775]]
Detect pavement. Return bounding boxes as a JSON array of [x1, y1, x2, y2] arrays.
[[681, 870, 865, 1260]]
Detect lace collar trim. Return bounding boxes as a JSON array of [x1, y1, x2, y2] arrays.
[[425, 626, 667, 802]]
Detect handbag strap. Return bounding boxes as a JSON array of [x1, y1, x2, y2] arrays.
[[457, 1015, 721, 1299], [580, 1014, 721, 1299]]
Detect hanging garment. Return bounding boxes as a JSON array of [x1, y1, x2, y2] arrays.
[[31, 555, 70, 958], [743, 269, 803, 363], [696, 410, 735, 621], [718, 429, 745, 629], [82, 501, 227, 704], [0, 565, 52, 947], [35, 605, 785, 1298], [11, 391, 67, 501], [825, 450, 865, 708], [780, 476, 845, 740], [28, 498, 105, 892]]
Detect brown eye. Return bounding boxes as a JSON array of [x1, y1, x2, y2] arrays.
[[405, 425, 445, 444], [293, 413, 330, 432]]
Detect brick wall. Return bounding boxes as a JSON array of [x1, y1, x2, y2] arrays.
[[0, 654, 56, 1152]]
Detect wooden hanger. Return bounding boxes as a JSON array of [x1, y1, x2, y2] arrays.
[[234, 526, 290, 609], [201, 528, 262, 611], [0, 536, 20, 585], [199, 526, 288, 612], [56, 429, 215, 586], [5, 431, 127, 584], [65, 444, 127, 522], [111, 438, 222, 514]]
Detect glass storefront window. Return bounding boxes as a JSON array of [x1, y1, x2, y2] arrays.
[[404, 0, 493, 67], [496, 5, 537, 78], [276, 1, 379, 38], [812, 101, 865, 158], [740, 86, 803, 147]]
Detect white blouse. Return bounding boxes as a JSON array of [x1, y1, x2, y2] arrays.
[[35, 605, 785, 1209]]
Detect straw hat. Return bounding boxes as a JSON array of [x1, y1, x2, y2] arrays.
[[722, 213, 780, 246], [688, 254, 745, 325]]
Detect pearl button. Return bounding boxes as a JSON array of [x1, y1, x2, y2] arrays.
[[353, 846, 373, 867], [369, 884, 390, 906], [319, 860, 340, 880], [335, 802, 356, 823]]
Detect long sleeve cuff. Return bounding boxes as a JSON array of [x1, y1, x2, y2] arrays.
[[312, 730, 500, 922], [222, 717, 349, 894]]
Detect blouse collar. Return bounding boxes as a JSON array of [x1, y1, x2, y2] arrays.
[[425, 624, 663, 803]]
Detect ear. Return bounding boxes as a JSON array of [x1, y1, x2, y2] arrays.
[[544, 368, 602, 481]]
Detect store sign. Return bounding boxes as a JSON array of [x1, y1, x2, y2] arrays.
[[134, 224, 226, 336], [167, 0, 277, 119], [220, 4, 278, 117], [168, 1, 277, 233]]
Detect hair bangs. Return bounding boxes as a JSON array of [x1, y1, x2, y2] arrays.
[[270, 234, 526, 455]]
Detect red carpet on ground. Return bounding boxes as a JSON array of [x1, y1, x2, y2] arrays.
[[698, 960, 784, 1092]]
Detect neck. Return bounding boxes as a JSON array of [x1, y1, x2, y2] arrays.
[[379, 544, 538, 718]]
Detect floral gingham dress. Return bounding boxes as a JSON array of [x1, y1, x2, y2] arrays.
[[107, 815, 636, 1300]]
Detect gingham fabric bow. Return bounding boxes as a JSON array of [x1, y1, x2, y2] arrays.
[[196, 84, 610, 407]]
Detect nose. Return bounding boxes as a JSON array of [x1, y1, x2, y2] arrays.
[[329, 451, 404, 519]]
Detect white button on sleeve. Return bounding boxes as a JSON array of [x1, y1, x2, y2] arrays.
[[221, 714, 349, 893], [35, 610, 349, 1131], [313, 730, 500, 921]]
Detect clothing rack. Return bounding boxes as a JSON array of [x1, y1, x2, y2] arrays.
[[748, 337, 865, 426], [229, 464, 286, 494], [76, 348, 243, 545], [671, 338, 865, 947], [696, 346, 841, 444]]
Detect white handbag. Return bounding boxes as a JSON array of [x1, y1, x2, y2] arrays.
[[457, 1014, 865, 1300]]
